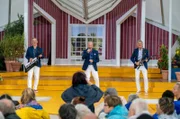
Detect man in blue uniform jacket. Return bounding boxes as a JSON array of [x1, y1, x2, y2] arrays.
[[130, 40, 149, 95], [82, 41, 100, 87], [25, 38, 43, 92]]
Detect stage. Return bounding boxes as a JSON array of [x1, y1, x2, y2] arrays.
[[0, 66, 176, 117]]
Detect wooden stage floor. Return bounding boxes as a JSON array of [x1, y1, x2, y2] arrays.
[[0, 66, 176, 116]]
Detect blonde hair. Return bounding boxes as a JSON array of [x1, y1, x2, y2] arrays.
[[20, 88, 35, 104]]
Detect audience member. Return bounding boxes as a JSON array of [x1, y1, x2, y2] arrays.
[[75, 104, 93, 119], [16, 88, 50, 119], [137, 113, 153, 119], [104, 88, 127, 105], [155, 97, 177, 119], [59, 103, 77, 119], [98, 88, 127, 118], [128, 98, 150, 119], [0, 99, 20, 119], [125, 94, 139, 110], [0, 94, 19, 106], [162, 90, 174, 100], [153, 90, 175, 119], [61, 71, 103, 112], [103, 95, 128, 119]]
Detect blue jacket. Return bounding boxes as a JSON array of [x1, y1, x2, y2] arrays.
[[130, 48, 149, 69], [25, 46, 43, 67], [82, 49, 99, 71], [61, 84, 103, 113], [174, 100, 180, 115], [106, 105, 128, 119]]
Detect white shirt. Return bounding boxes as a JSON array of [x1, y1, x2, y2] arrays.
[[138, 49, 143, 60]]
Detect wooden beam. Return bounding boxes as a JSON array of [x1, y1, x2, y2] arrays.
[[160, 0, 165, 25], [83, 0, 88, 21], [8, 0, 11, 24]]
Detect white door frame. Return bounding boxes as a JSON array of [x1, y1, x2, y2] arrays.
[[33, 2, 56, 65], [116, 5, 138, 66]]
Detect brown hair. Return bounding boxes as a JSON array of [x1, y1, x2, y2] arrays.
[[71, 97, 85, 105], [159, 97, 174, 115], [104, 95, 122, 107], [20, 88, 35, 104], [176, 82, 180, 90]]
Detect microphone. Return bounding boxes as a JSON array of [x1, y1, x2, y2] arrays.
[[87, 48, 92, 53]]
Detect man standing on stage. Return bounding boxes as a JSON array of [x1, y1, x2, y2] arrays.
[[130, 40, 149, 95], [25, 38, 43, 92], [82, 41, 100, 87]]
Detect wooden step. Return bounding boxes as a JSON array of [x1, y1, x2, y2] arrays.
[[0, 66, 161, 79], [0, 79, 175, 92]]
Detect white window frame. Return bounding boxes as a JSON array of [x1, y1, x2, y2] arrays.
[[68, 24, 105, 61]]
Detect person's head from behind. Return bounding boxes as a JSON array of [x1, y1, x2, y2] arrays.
[[75, 104, 92, 119], [127, 94, 139, 103], [129, 98, 148, 117], [172, 83, 180, 99], [32, 38, 38, 47], [0, 94, 12, 100], [137, 40, 143, 49], [0, 99, 15, 116], [0, 94, 19, 106], [88, 41, 93, 49], [162, 90, 174, 100], [137, 113, 153, 119], [104, 95, 122, 114], [21, 88, 35, 104], [156, 97, 174, 115], [104, 88, 118, 99], [72, 72, 88, 87], [59, 103, 77, 119], [71, 96, 85, 105]]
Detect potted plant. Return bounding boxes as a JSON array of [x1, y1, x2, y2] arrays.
[[157, 44, 168, 81], [0, 14, 24, 72]]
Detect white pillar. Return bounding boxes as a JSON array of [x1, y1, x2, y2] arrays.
[[51, 23, 56, 65], [168, 0, 172, 82], [141, 0, 146, 47], [24, 0, 28, 64], [116, 24, 120, 66]]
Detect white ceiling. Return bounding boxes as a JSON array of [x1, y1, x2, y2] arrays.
[[146, 0, 180, 33], [52, 0, 121, 23]]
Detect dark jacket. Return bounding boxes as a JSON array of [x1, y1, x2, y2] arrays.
[[130, 48, 149, 69], [4, 113, 20, 119], [25, 46, 43, 67], [61, 84, 103, 112], [82, 49, 99, 71]]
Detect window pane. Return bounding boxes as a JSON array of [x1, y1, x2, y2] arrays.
[[87, 26, 103, 37], [71, 25, 86, 36], [71, 37, 86, 56]]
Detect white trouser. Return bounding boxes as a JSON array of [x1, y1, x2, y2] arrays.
[[135, 66, 148, 92], [28, 66, 40, 90], [85, 65, 99, 87]]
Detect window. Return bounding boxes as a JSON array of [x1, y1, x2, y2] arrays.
[[70, 25, 104, 59]]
